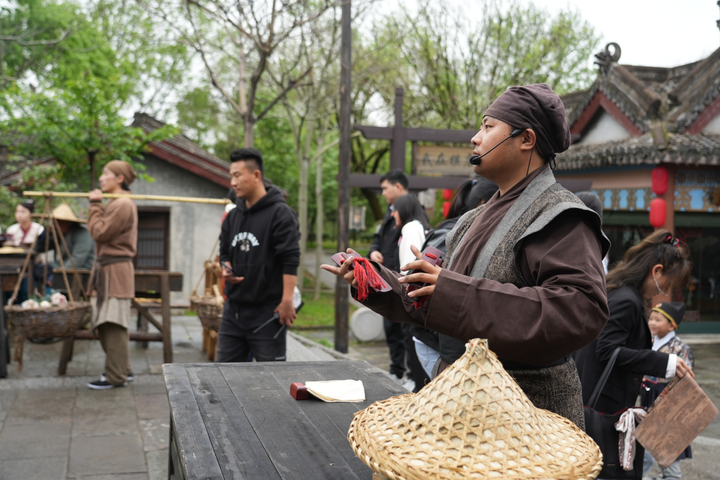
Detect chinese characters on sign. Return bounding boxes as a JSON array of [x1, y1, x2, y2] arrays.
[[415, 146, 474, 176]]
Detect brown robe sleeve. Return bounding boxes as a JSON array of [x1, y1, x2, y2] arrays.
[[359, 211, 608, 367], [88, 200, 134, 243]]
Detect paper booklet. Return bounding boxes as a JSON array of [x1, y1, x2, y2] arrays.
[[304, 380, 366, 403]]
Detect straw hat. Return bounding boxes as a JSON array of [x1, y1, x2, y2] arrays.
[[348, 339, 603, 480], [52, 203, 86, 223]]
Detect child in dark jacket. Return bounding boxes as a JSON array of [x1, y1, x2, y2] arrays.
[[641, 301, 694, 480]]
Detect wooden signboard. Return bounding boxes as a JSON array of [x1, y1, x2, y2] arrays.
[[635, 375, 718, 467], [415, 145, 474, 176]]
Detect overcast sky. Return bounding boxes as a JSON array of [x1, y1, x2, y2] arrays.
[[539, 0, 719, 67]]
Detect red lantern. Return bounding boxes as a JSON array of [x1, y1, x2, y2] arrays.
[[652, 166, 668, 196], [442, 189, 453, 200], [442, 201, 451, 218], [649, 198, 667, 227]]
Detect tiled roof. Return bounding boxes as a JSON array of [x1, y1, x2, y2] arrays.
[[132, 113, 231, 187], [555, 133, 720, 171], [565, 43, 720, 136]]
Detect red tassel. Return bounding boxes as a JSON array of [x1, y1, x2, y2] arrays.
[[354, 257, 385, 301]]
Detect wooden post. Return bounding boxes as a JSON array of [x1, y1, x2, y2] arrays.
[[663, 164, 676, 234], [161, 273, 173, 363], [334, 0, 352, 354], [390, 87, 406, 172]]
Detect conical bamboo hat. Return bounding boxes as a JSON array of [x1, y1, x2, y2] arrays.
[[348, 339, 602, 480]]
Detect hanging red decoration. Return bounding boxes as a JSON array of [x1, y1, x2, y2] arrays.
[[442, 189, 453, 201], [652, 166, 668, 195], [442, 201, 451, 218], [649, 198, 667, 227]]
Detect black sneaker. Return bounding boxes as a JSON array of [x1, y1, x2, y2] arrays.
[[87, 379, 128, 390], [100, 373, 134, 383]]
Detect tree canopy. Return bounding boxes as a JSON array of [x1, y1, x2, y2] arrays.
[[1, 0, 601, 239]]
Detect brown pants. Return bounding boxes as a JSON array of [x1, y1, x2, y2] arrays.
[[98, 323, 132, 385]]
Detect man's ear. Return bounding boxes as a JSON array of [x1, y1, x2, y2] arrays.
[[518, 129, 537, 152]]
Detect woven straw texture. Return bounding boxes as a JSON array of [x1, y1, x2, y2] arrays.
[[191, 296, 222, 331], [349, 339, 603, 480], [4, 303, 91, 339]]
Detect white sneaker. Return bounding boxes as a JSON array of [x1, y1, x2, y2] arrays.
[[401, 378, 416, 392]]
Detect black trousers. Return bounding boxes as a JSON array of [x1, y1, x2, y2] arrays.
[[384, 317, 406, 378], [404, 324, 430, 392], [216, 301, 287, 363]]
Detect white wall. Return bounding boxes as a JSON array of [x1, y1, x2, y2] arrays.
[[576, 110, 631, 145], [702, 112, 720, 134]]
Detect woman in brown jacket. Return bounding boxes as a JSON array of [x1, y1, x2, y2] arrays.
[[86, 160, 138, 389]]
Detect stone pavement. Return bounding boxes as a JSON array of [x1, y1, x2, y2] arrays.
[[0, 313, 719, 480]]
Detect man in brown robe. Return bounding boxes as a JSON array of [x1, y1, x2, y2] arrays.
[[324, 84, 609, 427], [86, 160, 138, 389]]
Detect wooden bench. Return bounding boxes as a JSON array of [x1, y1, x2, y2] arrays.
[[53, 269, 183, 374]]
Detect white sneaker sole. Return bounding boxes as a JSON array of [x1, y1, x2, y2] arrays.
[[99, 374, 134, 383], [87, 382, 128, 390]]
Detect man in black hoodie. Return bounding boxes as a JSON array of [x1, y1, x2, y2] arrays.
[[217, 148, 301, 362]]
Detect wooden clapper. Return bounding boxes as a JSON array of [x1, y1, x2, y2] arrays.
[[635, 375, 718, 467]]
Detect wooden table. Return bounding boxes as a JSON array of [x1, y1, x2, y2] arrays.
[[0, 252, 35, 378], [164, 361, 406, 480], [50, 269, 183, 374]]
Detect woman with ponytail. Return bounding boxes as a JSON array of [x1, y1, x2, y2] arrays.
[[575, 229, 694, 415]]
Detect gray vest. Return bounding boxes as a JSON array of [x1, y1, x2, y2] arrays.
[[445, 166, 609, 290], [437, 167, 609, 370]]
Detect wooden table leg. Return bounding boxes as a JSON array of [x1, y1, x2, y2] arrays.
[[161, 273, 172, 364], [137, 308, 149, 349], [58, 336, 74, 375], [0, 294, 7, 379]]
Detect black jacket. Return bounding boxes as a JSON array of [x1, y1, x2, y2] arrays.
[[368, 208, 401, 273], [574, 285, 669, 414], [219, 186, 300, 306]]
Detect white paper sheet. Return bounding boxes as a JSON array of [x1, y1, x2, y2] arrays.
[[304, 380, 365, 403]]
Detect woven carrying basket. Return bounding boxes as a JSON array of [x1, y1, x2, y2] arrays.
[[348, 338, 603, 480], [191, 296, 223, 331], [4, 302, 92, 339]]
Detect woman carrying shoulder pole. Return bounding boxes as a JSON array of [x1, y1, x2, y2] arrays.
[[86, 160, 139, 390]]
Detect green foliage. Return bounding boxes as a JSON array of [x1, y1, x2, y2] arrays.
[[0, 161, 78, 229], [2, 76, 178, 189]]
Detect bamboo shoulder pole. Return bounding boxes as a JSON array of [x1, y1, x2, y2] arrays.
[[23, 191, 229, 205]]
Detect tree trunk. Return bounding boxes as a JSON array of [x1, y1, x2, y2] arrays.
[[361, 188, 383, 222], [313, 142, 324, 300], [89, 151, 97, 190], [296, 99, 316, 291], [244, 115, 254, 148]]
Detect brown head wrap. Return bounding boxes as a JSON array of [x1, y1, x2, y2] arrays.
[[105, 160, 137, 185], [484, 83, 570, 161]]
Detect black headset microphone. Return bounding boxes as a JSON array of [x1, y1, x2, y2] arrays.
[[468, 128, 524, 165]]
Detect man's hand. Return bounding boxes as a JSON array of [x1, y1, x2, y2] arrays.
[[675, 358, 695, 379], [321, 248, 359, 289], [275, 298, 296, 327], [369, 251, 384, 264], [89, 189, 103, 202], [222, 262, 244, 284], [398, 245, 442, 297]]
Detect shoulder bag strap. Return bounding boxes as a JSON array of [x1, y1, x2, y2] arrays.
[[587, 346, 622, 409]]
